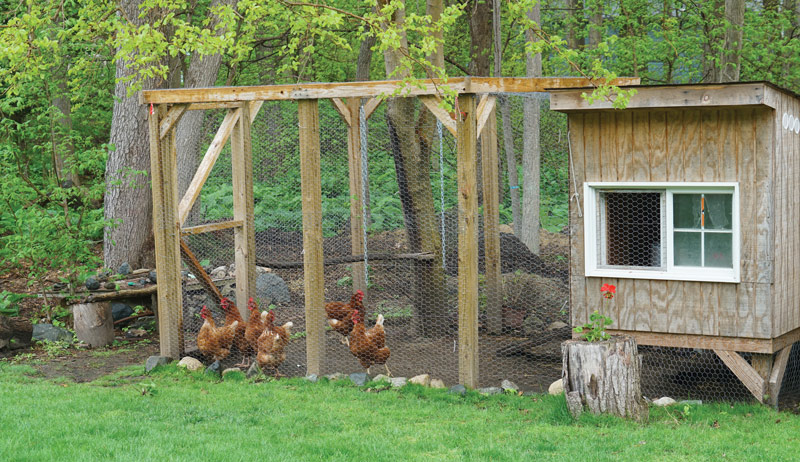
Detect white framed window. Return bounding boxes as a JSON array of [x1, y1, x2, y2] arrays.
[[584, 182, 740, 283]]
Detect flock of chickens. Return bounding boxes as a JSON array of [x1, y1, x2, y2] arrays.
[[196, 290, 391, 376]]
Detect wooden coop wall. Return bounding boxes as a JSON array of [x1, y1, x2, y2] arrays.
[[772, 90, 800, 338], [568, 106, 775, 339]]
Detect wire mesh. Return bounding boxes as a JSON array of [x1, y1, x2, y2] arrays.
[[162, 93, 800, 408]]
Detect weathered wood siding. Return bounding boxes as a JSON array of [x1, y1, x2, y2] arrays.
[[569, 107, 774, 339], [772, 90, 800, 337]]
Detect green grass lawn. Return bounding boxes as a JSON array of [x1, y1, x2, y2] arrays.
[[1, 363, 798, 462]]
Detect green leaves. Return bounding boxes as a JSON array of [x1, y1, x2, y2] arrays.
[[573, 310, 614, 342]]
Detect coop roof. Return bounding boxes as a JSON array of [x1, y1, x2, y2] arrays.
[[549, 81, 800, 112]]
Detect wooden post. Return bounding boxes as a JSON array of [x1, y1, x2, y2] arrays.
[[148, 104, 183, 358], [345, 98, 367, 296], [457, 94, 479, 388], [769, 346, 792, 407], [231, 102, 256, 320], [300, 99, 325, 376], [481, 105, 502, 335], [73, 302, 114, 347]]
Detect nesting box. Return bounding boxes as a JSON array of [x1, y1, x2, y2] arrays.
[[551, 82, 800, 403]]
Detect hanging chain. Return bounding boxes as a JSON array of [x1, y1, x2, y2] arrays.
[[359, 103, 370, 287]]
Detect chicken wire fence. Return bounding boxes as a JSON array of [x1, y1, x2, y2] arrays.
[[163, 93, 800, 407]]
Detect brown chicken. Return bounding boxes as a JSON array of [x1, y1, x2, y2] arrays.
[[197, 306, 239, 361], [325, 290, 364, 345], [256, 310, 293, 375], [242, 297, 267, 366], [348, 307, 391, 376], [220, 297, 247, 363]]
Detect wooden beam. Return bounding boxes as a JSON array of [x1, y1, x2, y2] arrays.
[[550, 82, 776, 112], [180, 220, 243, 236], [481, 105, 502, 335], [159, 105, 188, 139], [299, 99, 325, 376], [141, 77, 641, 104], [85, 285, 158, 302], [713, 349, 765, 403], [256, 252, 434, 269], [419, 95, 457, 136], [148, 104, 183, 358], [363, 97, 382, 120], [177, 102, 264, 225], [346, 98, 367, 296], [231, 102, 256, 322], [178, 108, 240, 225], [457, 94, 479, 388], [768, 346, 793, 407], [476, 95, 497, 139], [600, 329, 775, 353], [186, 102, 243, 111], [751, 353, 773, 379], [331, 98, 351, 127]]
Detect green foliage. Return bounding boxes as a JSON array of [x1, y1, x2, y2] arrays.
[[573, 310, 614, 342], [0, 291, 29, 317]]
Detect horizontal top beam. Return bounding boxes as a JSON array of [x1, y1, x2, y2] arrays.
[[550, 82, 789, 112], [140, 77, 640, 105]]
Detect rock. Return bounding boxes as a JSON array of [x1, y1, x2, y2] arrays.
[[449, 384, 467, 395], [500, 379, 519, 392], [652, 397, 677, 407], [479, 387, 502, 395], [145, 355, 171, 373], [256, 266, 272, 274], [85, 276, 100, 291], [148, 270, 157, 283], [210, 266, 227, 280], [125, 328, 147, 338], [118, 262, 131, 276], [325, 372, 346, 381], [177, 357, 203, 371], [205, 360, 221, 376], [547, 321, 569, 331], [350, 372, 370, 386], [129, 316, 156, 330], [548, 379, 564, 395], [409, 374, 431, 386], [390, 377, 407, 388], [679, 400, 702, 406], [305, 374, 318, 383], [111, 303, 134, 322], [430, 379, 446, 389], [104, 282, 116, 290], [52, 282, 68, 292], [255, 273, 291, 305], [372, 374, 391, 383], [32, 324, 74, 343]]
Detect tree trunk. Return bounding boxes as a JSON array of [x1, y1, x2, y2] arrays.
[[521, 3, 541, 254], [566, 0, 584, 50], [469, 0, 492, 204], [702, 0, 725, 82], [175, 0, 233, 225], [382, 1, 448, 336], [562, 335, 648, 421], [73, 302, 115, 347], [104, 0, 168, 270], [52, 77, 78, 187], [0, 316, 33, 350], [587, 0, 602, 49], [719, 0, 745, 82]]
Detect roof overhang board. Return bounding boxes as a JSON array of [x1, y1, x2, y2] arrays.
[[550, 83, 780, 112]]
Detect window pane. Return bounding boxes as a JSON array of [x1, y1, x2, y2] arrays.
[[604, 192, 661, 267], [705, 194, 733, 230], [674, 231, 701, 266], [704, 233, 733, 268], [673, 194, 702, 229]]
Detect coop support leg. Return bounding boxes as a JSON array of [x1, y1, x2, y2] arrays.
[[713, 349, 765, 403], [768, 346, 792, 408]]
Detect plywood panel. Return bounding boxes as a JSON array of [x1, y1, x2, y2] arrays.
[[682, 282, 704, 335], [736, 283, 755, 338], [665, 110, 685, 181], [629, 111, 648, 182], [773, 95, 786, 336], [792, 95, 800, 333], [614, 279, 636, 331], [570, 276, 588, 326], [569, 115, 586, 279], [584, 113, 601, 181], [738, 109, 757, 285], [633, 280, 652, 331], [755, 283, 772, 338], [718, 283, 738, 337], [683, 110, 702, 182], [600, 113, 617, 181], [649, 111, 667, 182], [701, 109, 720, 182], [649, 280, 668, 332], [616, 111, 634, 181], [667, 280, 685, 334]]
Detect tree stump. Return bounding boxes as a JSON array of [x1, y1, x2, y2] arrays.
[[0, 316, 33, 350], [73, 302, 114, 347], [562, 335, 648, 421]]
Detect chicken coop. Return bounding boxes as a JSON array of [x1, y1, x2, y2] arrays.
[[142, 76, 647, 392], [551, 81, 800, 405]]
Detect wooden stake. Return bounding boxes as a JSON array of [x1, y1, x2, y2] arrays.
[[714, 349, 766, 403], [231, 102, 256, 321], [457, 94, 479, 388], [299, 99, 325, 376], [769, 346, 793, 407], [148, 104, 183, 358], [345, 98, 367, 296], [481, 105, 502, 335]]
